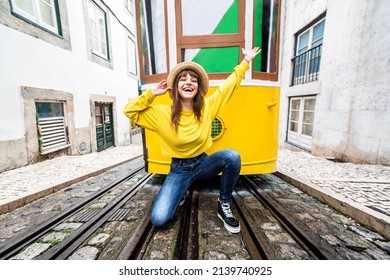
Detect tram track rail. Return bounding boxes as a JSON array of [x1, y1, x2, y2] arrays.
[[117, 213, 155, 260], [38, 173, 154, 260], [0, 164, 146, 260], [1, 167, 388, 260], [176, 188, 199, 260], [122, 187, 200, 260], [236, 176, 342, 260]]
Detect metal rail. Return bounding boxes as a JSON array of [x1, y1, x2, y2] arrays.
[[0, 164, 145, 260], [39, 173, 154, 260], [175, 188, 199, 260], [117, 214, 155, 260], [240, 175, 342, 260]]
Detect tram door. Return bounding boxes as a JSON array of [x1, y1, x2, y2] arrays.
[[95, 103, 114, 152]]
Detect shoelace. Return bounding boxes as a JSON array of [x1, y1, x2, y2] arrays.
[[220, 202, 234, 218]]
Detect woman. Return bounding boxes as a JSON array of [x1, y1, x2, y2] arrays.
[[124, 47, 261, 233]]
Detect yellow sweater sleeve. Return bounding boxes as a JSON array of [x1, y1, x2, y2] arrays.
[[123, 89, 159, 132], [206, 60, 249, 119]]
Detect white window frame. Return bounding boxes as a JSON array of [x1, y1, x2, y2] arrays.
[[127, 35, 137, 75], [87, 0, 109, 60], [296, 18, 325, 55], [294, 18, 325, 84], [10, 0, 59, 34], [287, 96, 316, 151]]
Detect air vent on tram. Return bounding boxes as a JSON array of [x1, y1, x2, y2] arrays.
[[211, 116, 226, 141]]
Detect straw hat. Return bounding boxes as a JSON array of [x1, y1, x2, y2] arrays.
[[167, 61, 209, 96]]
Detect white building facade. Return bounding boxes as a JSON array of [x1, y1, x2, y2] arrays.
[[279, 0, 390, 165], [0, 0, 139, 172]]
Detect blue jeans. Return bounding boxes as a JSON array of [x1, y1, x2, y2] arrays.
[[150, 149, 241, 227]]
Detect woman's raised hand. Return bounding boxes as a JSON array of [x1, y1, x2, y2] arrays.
[[242, 47, 261, 63], [152, 80, 172, 96]]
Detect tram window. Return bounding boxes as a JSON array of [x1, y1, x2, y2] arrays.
[[181, 47, 240, 74], [176, 0, 245, 78], [135, 0, 280, 82], [181, 0, 239, 35], [138, 0, 168, 77], [252, 0, 280, 80]]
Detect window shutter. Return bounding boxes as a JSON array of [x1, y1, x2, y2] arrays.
[[37, 116, 69, 154]]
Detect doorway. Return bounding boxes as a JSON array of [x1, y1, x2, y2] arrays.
[[95, 102, 114, 152]]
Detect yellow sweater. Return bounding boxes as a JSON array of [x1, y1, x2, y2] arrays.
[[123, 60, 249, 158]]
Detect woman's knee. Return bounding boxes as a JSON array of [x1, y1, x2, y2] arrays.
[[228, 150, 241, 162], [150, 204, 172, 227], [150, 210, 169, 227], [224, 149, 241, 165]]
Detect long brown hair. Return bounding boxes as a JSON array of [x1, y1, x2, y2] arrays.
[[170, 70, 205, 132]]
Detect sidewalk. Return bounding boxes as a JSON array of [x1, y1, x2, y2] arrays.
[[0, 145, 389, 238], [0, 144, 143, 214], [276, 149, 390, 240]]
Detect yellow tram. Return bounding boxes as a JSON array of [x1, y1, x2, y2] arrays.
[[134, 0, 281, 175]]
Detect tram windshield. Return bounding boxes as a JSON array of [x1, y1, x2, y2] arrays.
[[136, 0, 280, 83]]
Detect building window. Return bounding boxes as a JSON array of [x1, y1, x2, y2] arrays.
[[292, 17, 325, 85], [127, 36, 137, 75], [10, 0, 61, 35], [287, 96, 316, 150], [35, 101, 69, 154], [87, 0, 109, 60]]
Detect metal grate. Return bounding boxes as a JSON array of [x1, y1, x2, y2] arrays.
[[291, 44, 322, 86], [211, 118, 223, 140], [37, 116, 68, 154], [108, 209, 131, 221], [74, 209, 101, 222]]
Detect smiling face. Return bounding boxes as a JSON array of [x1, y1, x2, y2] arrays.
[[177, 71, 199, 103], [170, 69, 205, 129]]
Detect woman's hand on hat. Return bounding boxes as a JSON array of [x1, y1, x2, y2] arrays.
[[242, 47, 261, 63], [152, 80, 172, 96]]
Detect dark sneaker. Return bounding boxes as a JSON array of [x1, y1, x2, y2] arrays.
[[217, 199, 241, 233]]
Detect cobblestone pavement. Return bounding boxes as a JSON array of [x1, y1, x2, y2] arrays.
[[0, 144, 389, 238], [276, 149, 390, 239]]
